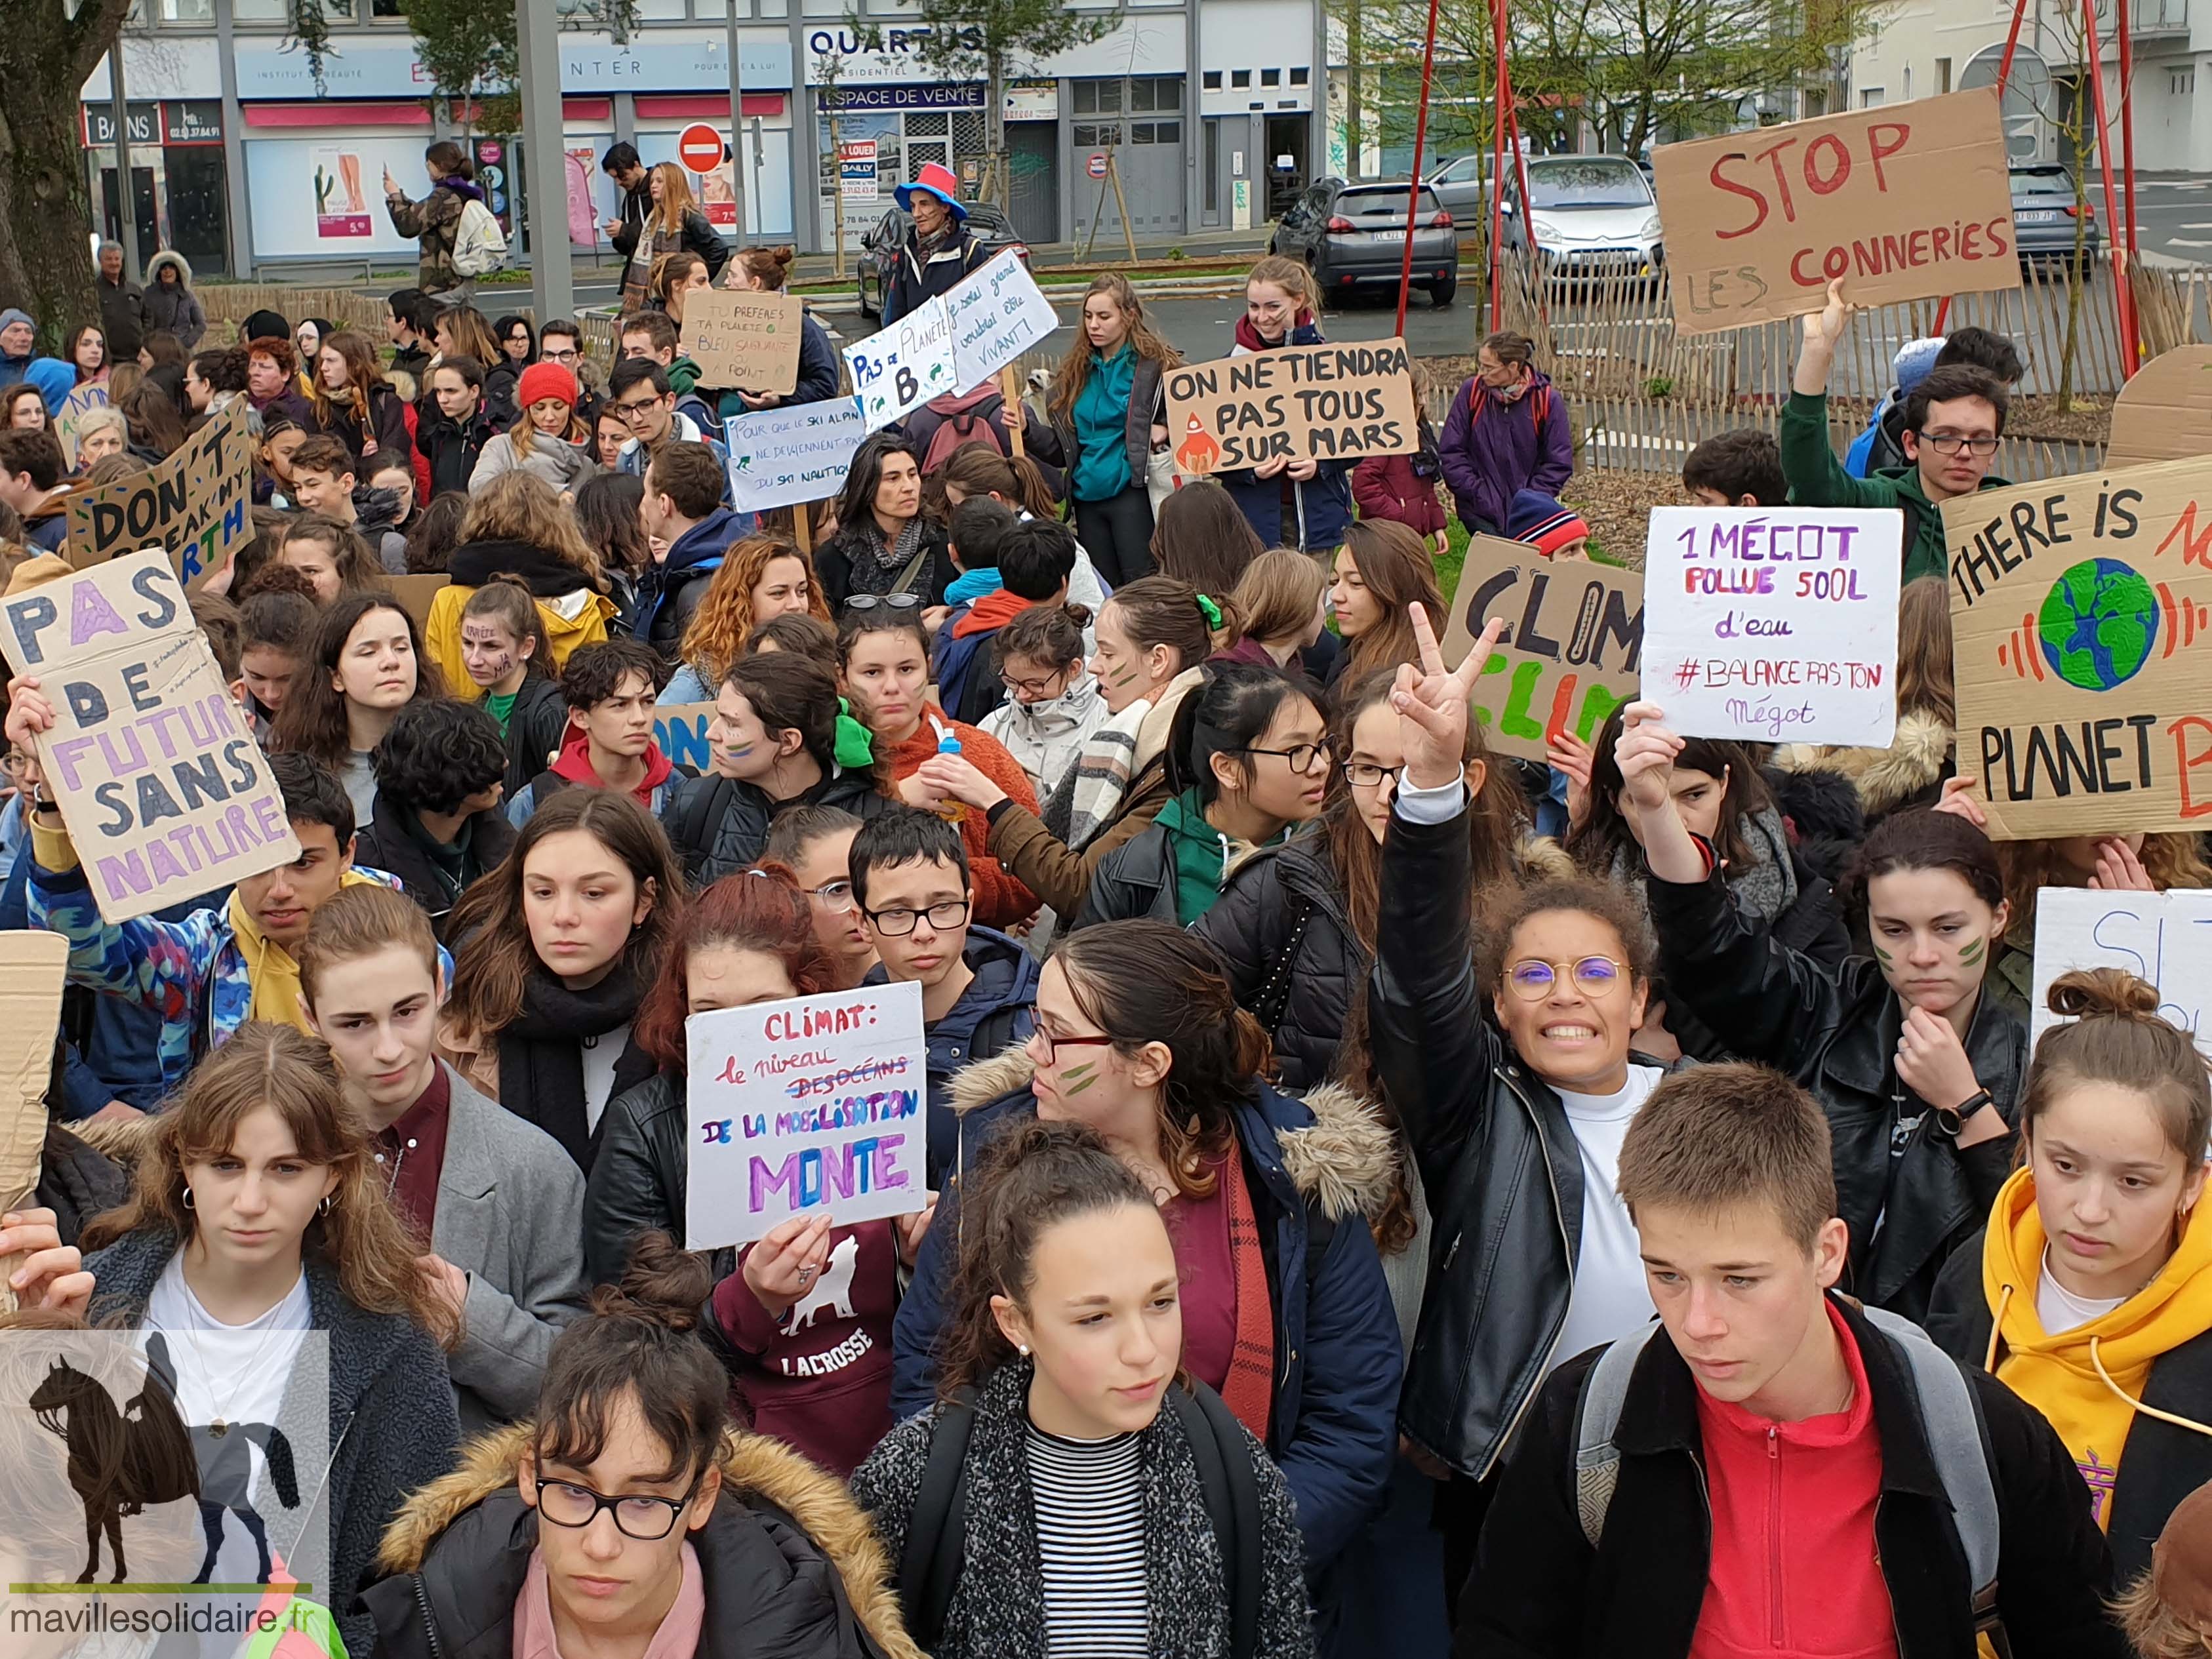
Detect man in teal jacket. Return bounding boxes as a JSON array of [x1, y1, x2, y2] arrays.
[[1780, 275, 2010, 583]]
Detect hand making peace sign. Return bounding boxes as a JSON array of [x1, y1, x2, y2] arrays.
[[1390, 603, 1506, 793]]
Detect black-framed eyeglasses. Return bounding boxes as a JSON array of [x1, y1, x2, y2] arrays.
[[863, 898, 970, 936], [542, 344, 581, 363], [1001, 665, 1070, 698], [1340, 760, 1403, 788], [1233, 738, 1334, 772], [845, 591, 923, 614], [1916, 431, 2000, 457], [1504, 955, 1629, 1000], [1033, 1029, 1117, 1065], [534, 1475, 701, 1541], [805, 879, 857, 914], [614, 395, 668, 424]]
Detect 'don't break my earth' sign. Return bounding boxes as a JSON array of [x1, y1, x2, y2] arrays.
[[685, 982, 929, 1251], [64, 400, 255, 581], [0, 550, 299, 921], [1163, 339, 1420, 473], [1651, 89, 2020, 335], [1944, 456, 2212, 839]]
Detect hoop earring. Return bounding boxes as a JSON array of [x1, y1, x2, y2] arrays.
[[318, 1195, 334, 1218], [181, 1186, 194, 1210]]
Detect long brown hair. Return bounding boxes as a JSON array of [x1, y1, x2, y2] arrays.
[[1336, 519, 1442, 682], [2000, 833, 2212, 946], [1896, 574, 1956, 727], [677, 536, 832, 685], [2024, 968, 2212, 1161], [268, 593, 446, 772], [1148, 478, 1266, 599], [631, 865, 837, 1069], [1046, 273, 1181, 430], [80, 1023, 459, 1344], [444, 789, 687, 1037], [306, 329, 387, 437], [456, 470, 607, 589], [647, 163, 698, 238]]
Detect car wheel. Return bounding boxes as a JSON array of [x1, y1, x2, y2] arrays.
[[1430, 271, 1458, 308]]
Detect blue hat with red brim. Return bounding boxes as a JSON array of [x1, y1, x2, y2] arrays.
[[895, 162, 968, 221]]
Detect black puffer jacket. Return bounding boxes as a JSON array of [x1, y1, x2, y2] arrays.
[[658, 767, 888, 889], [582, 1070, 737, 1287], [1645, 858, 2027, 1321], [496, 674, 569, 799], [1369, 798, 1687, 1481], [1194, 835, 1360, 1090]]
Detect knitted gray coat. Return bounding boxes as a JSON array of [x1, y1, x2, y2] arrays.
[[850, 1361, 1317, 1659]]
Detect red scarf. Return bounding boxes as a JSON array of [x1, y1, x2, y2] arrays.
[[1232, 311, 1314, 355], [1219, 1146, 1276, 1441]]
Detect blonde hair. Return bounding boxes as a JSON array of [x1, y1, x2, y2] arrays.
[[1230, 547, 1325, 648], [2114, 1570, 2212, 1659], [649, 163, 698, 237], [1244, 254, 1319, 319], [455, 470, 607, 590]]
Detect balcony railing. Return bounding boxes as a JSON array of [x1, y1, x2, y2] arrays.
[[2091, 0, 2190, 33]]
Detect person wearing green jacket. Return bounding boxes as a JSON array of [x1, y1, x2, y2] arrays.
[[1780, 275, 2010, 584]]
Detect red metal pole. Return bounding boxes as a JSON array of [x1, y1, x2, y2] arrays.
[[1393, 0, 1444, 338], [1937, 0, 2036, 334], [2079, 0, 2137, 378], [1487, 0, 1511, 330]]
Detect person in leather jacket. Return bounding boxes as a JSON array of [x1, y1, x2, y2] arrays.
[[1625, 701, 2026, 1330]]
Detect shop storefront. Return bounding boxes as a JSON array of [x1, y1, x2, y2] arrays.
[[83, 100, 232, 278]]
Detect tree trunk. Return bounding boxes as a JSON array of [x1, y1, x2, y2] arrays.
[[1346, 0, 1365, 180], [0, 0, 129, 350]]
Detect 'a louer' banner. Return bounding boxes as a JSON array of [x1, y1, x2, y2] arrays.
[[64, 399, 255, 581], [1163, 338, 1420, 473], [1652, 89, 2020, 335], [1944, 454, 2212, 839]]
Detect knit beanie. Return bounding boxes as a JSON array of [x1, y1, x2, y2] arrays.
[[1891, 336, 1946, 397], [0, 309, 33, 344], [1506, 489, 1592, 560], [516, 361, 579, 412]]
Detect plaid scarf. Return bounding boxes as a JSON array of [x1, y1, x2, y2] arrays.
[[1060, 697, 1147, 849], [1219, 1147, 1276, 1443]]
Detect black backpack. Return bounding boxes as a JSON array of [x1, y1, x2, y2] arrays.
[[668, 774, 740, 885], [897, 1380, 1263, 1658]]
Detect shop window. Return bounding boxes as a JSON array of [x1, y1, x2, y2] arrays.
[[908, 112, 950, 137], [157, 0, 215, 19]]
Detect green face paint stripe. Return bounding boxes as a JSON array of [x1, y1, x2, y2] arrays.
[[1062, 1073, 1099, 1096], [1871, 942, 1894, 967], [1958, 936, 1985, 965], [1060, 1062, 1096, 1082]]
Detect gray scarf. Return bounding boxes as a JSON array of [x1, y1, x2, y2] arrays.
[[846, 514, 927, 595], [1613, 803, 1798, 926]]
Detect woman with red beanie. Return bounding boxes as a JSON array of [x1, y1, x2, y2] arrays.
[[470, 359, 601, 494]]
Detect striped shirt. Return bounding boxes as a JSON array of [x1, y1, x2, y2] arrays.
[[1025, 1420, 1149, 1656]]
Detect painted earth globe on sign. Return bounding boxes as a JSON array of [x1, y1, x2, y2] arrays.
[[2037, 557, 2160, 691]]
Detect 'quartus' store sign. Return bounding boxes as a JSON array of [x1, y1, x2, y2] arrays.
[[803, 25, 987, 85]]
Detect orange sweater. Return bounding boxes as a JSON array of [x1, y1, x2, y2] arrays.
[[883, 717, 1041, 930]]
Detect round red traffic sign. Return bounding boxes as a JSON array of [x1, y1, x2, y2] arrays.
[[1087, 152, 1108, 179], [677, 123, 726, 174]]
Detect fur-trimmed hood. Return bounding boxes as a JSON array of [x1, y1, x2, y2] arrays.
[[944, 1047, 1400, 1228], [144, 250, 195, 289], [1775, 709, 1953, 818], [374, 1420, 924, 1659]]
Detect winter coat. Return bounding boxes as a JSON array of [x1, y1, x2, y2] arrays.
[[891, 1048, 1403, 1568], [35, 1121, 128, 1247], [853, 1359, 1316, 1659], [352, 792, 519, 941], [1194, 834, 1364, 1090], [468, 426, 601, 494], [426, 538, 619, 692], [386, 177, 489, 296], [609, 176, 653, 260], [630, 502, 748, 657], [1780, 388, 2009, 584], [816, 519, 954, 613], [864, 926, 1039, 1176], [141, 252, 205, 348], [359, 1420, 925, 1659], [492, 674, 571, 799], [1217, 320, 1355, 552], [883, 226, 987, 325], [1773, 706, 1955, 825], [96, 272, 147, 360], [584, 1070, 721, 1286], [88, 1228, 460, 1659], [975, 672, 1111, 803], [1436, 369, 1573, 533], [1351, 450, 1448, 538], [415, 403, 494, 498], [658, 765, 889, 890], [314, 382, 415, 473], [1645, 852, 2027, 1321], [1369, 795, 1688, 1479], [1463, 1292, 2127, 1659]]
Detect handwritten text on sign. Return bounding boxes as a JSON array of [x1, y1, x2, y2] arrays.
[[0, 550, 300, 921], [1650, 89, 2019, 335], [65, 401, 255, 582], [685, 981, 929, 1250], [1163, 339, 1419, 472], [680, 289, 803, 396], [1438, 538, 1643, 763], [723, 401, 869, 513], [1643, 506, 1902, 745], [944, 250, 1058, 394], [1942, 455, 2212, 839], [845, 297, 957, 431], [2031, 887, 2212, 1061]]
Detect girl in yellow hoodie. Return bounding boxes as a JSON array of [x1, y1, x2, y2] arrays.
[[1927, 965, 2212, 1583]]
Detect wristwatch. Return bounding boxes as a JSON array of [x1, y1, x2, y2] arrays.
[[1935, 1087, 1993, 1139]]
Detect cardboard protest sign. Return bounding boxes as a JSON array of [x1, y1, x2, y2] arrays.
[[1642, 506, 1902, 745], [653, 703, 718, 774], [384, 574, 450, 630], [2105, 346, 2212, 472], [1943, 455, 2212, 839], [2030, 887, 2212, 1062], [1651, 90, 2019, 336], [680, 289, 803, 396], [64, 400, 255, 582], [0, 550, 299, 921], [685, 981, 929, 1250], [723, 401, 870, 513], [1163, 339, 1420, 471], [945, 250, 1059, 394], [0, 932, 66, 1312], [1438, 538, 1644, 761], [845, 297, 957, 431]]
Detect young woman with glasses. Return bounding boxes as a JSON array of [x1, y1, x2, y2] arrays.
[[973, 602, 1109, 805], [1074, 662, 1331, 930], [763, 803, 878, 988], [888, 919, 1401, 1588], [360, 1230, 922, 1659]]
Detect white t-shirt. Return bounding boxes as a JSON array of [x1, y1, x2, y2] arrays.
[[580, 1020, 634, 1133], [1551, 1066, 1664, 1371], [2037, 1250, 2128, 1334]]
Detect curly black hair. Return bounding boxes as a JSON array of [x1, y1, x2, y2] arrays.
[[558, 638, 669, 711], [369, 698, 508, 815]]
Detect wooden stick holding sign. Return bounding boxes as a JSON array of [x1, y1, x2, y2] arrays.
[[1001, 367, 1026, 460], [0, 932, 67, 1313]]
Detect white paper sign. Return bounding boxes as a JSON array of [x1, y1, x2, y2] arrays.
[[1641, 506, 1903, 746], [723, 401, 870, 512], [946, 249, 1059, 395], [2030, 886, 2212, 1061], [844, 297, 959, 431], [685, 981, 929, 1250]]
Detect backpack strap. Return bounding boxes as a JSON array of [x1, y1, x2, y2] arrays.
[[1569, 1320, 1666, 1549], [670, 774, 737, 883], [1171, 1383, 1263, 1659], [1860, 1304, 2001, 1605], [898, 1387, 978, 1649]]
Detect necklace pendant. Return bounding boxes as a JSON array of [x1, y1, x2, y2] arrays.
[[210, 1418, 228, 1438]]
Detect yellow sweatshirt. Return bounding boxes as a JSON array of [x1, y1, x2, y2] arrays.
[[228, 868, 393, 1031], [1984, 1165, 2212, 1529]]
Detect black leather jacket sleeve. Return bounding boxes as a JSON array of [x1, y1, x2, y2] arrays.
[[1981, 1370, 2131, 1658], [582, 1075, 678, 1285]]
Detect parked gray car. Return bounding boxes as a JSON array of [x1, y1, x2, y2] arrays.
[[1269, 179, 1459, 306], [1519, 155, 1663, 279], [2010, 163, 2101, 273]]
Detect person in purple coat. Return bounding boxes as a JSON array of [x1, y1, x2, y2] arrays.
[[1437, 329, 1573, 535]]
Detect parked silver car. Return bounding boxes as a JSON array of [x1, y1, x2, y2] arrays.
[[1519, 155, 1663, 278]]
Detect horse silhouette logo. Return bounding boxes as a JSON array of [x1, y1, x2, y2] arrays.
[[782, 1233, 858, 1334]]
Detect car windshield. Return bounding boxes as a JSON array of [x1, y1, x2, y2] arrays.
[[1338, 186, 1443, 220], [1525, 160, 1651, 210], [2012, 169, 2074, 197]]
